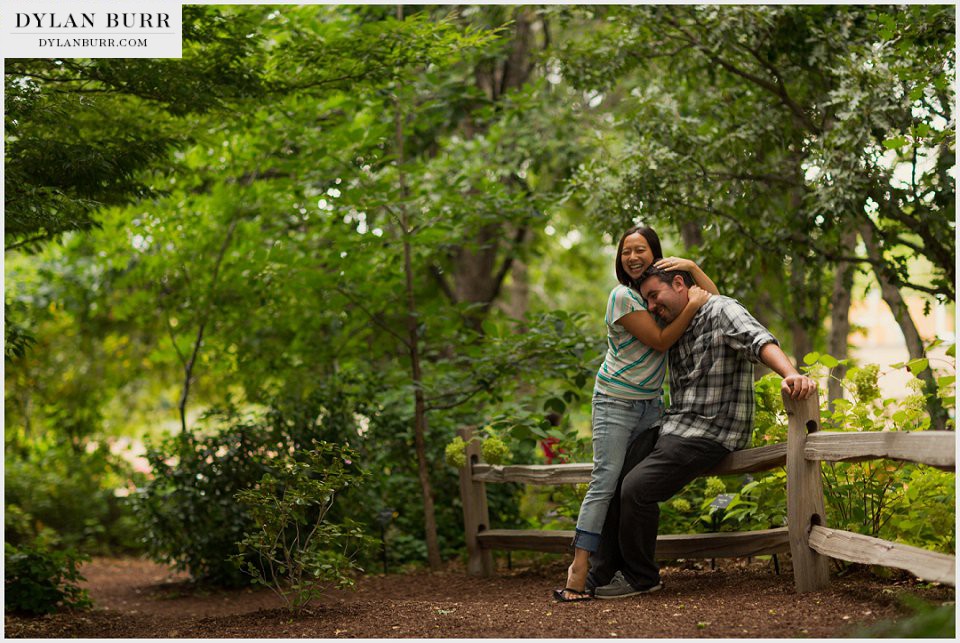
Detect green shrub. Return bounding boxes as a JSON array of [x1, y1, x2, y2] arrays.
[[4, 440, 144, 554], [480, 435, 510, 465], [886, 467, 955, 553], [4, 542, 92, 615], [444, 436, 468, 468], [814, 357, 954, 551], [131, 390, 403, 586], [131, 410, 277, 587], [254, 381, 473, 569], [233, 441, 376, 613]]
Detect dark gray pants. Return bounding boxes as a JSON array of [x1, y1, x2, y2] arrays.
[[586, 432, 730, 591]]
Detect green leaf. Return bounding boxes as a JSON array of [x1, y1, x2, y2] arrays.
[[528, 426, 549, 439], [803, 352, 820, 365], [544, 397, 566, 413], [947, 344, 956, 358], [912, 122, 932, 139], [739, 480, 760, 495], [882, 136, 907, 149], [907, 358, 929, 375], [820, 354, 839, 368]]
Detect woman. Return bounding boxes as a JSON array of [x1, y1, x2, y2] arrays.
[[553, 225, 718, 602]]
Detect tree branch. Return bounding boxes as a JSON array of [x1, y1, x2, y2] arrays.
[[5, 233, 56, 252], [423, 383, 490, 412], [663, 14, 820, 134], [706, 170, 804, 187], [429, 264, 457, 304], [333, 286, 411, 349], [482, 223, 528, 315], [163, 309, 188, 368], [178, 215, 240, 433]]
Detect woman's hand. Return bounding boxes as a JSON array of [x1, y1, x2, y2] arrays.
[[687, 285, 710, 309], [656, 256, 720, 296], [654, 256, 697, 273]]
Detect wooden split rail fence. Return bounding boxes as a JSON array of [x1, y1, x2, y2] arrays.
[[457, 392, 956, 592]]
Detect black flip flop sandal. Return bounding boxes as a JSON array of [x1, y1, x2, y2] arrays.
[[553, 587, 592, 602]]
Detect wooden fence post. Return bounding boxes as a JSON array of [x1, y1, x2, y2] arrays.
[[457, 427, 494, 577], [784, 391, 831, 592]]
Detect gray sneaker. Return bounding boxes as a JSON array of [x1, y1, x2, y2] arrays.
[[593, 571, 663, 599]]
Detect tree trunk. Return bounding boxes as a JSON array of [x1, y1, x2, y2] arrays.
[[503, 257, 529, 322], [453, 223, 502, 330], [447, 7, 537, 329], [395, 4, 443, 568], [785, 184, 817, 367], [177, 216, 239, 433], [860, 223, 947, 431], [788, 250, 812, 365], [827, 230, 856, 410], [680, 221, 704, 250], [404, 232, 443, 569]]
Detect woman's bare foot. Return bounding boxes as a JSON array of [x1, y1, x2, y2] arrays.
[[554, 548, 591, 601]]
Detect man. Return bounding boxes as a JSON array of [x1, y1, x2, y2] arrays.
[[586, 266, 817, 598]]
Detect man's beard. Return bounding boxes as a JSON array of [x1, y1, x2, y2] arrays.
[[652, 310, 673, 326]]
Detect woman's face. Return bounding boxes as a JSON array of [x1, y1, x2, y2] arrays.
[[620, 232, 656, 281]]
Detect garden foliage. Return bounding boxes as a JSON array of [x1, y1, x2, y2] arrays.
[[233, 441, 376, 613], [5, 441, 143, 554], [4, 542, 91, 615], [132, 405, 312, 587]]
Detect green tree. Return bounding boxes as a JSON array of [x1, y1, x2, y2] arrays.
[[7, 6, 599, 570], [558, 5, 954, 426]]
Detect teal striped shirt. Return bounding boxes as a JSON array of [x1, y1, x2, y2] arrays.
[[594, 284, 666, 400]]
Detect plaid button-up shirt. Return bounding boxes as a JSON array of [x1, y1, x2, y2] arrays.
[[662, 295, 778, 451]]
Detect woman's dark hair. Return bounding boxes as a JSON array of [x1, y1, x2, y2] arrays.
[[615, 225, 663, 287]]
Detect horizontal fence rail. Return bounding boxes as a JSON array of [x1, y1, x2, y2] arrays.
[[809, 525, 955, 586], [477, 527, 791, 559], [458, 392, 956, 592], [472, 442, 788, 484], [804, 430, 955, 471]]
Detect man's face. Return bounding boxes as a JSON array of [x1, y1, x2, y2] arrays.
[[639, 275, 688, 323]]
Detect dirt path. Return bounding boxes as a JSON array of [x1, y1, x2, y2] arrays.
[[5, 556, 953, 638]]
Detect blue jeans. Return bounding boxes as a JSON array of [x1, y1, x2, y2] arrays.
[[573, 392, 662, 553]]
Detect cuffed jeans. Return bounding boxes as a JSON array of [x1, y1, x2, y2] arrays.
[[586, 433, 730, 591], [572, 392, 662, 553]]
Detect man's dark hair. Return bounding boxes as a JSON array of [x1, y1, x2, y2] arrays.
[[615, 225, 663, 288], [638, 265, 694, 289]]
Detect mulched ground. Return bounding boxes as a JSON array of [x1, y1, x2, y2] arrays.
[[5, 555, 954, 638]]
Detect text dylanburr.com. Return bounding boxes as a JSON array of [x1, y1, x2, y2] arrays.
[[4, 2, 182, 58], [37, 37, 151, 48]]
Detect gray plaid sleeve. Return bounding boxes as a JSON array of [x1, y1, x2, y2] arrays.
[[717, 299, 778, 363]]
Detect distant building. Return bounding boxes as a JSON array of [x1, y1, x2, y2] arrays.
[[848, 289, 955, 400]]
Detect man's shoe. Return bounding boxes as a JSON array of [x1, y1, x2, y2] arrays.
[[593, 571, 663, 599]]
